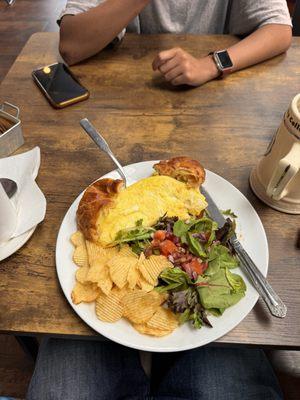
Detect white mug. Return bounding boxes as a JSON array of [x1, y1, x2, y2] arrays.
[[250, 93, 300, 214], [0, 183, 17, 243]]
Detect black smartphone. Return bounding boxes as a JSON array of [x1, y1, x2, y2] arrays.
[[32, 63, 89, 108]]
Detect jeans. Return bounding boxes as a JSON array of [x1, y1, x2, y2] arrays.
[[26, 339, 283, 400]]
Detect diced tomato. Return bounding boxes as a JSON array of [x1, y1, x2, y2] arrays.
[[188, 259, 203, 274], [181, 262, 193, 276], [159, 240, 178, 256], [151, 239, 161, 247], [154, 230, 166, 241], [200, 261, 209, 273], [188, 259, 208, 275]]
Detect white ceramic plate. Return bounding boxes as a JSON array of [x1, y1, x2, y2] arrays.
[[0, 226, 36, 261], [56, 161, 268, 352]]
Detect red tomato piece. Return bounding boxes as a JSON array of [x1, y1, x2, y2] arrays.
[[188, 259, 208, 275], [159, 240, 178, 256], [154, 230, 166, 241], [151, 239, 161, 247], [200, 261, 209, 273]]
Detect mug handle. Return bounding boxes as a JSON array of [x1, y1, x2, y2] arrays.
[[266, 142, 300, 201]]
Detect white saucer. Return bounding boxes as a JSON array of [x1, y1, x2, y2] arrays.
[[0, 225, 37, 261]]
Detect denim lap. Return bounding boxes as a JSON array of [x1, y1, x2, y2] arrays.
[[26, 339, 149, 400], [26, 339, 283, 400], [151, 347, 283, 400]]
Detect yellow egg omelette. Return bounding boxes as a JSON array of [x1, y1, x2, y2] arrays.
[[96, 175, 207, 246]]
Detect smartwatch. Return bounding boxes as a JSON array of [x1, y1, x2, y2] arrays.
[[209, 50, 233, 78]]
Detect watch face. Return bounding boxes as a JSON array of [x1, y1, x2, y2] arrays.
[[217, 51, 233, 69]]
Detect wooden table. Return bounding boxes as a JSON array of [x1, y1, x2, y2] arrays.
[[0, 33, 299, 349]]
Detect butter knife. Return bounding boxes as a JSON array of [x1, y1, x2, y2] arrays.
[[201, 186, 287, 318]]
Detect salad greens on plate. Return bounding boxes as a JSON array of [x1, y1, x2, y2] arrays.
[[114, 211, 246, 330]]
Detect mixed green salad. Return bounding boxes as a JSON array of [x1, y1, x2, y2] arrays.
[[114, 211, 246, 329]]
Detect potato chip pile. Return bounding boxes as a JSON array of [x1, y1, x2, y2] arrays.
[[70, 231, 178, 337]]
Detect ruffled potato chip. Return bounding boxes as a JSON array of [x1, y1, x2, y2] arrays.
[[139, 255, 173, 285], [136, 273, 154, 292], [147, 307, 178, 331], [108, 255, 138, 289], [133, 323, 171, 337], [98, 267, 113, 296], [95, 287, 124, 322], [86, 259, 106, 282], [118, 245, 138, 259], [75, 266, 89, 284], [127, 264, 139, 289], [70, 231, 85, 247], [115, 286, 131, 299], [73, 245, 89, 268], [85, 260, 112, 295], [71, 282, 100, 305], [122, 289, 163, 324], [86, 241, 109, 265], [133, 307, 177, 336]]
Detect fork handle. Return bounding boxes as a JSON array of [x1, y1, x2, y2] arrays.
[[80, 118, 128, 186], [230, 237, 287, 318]]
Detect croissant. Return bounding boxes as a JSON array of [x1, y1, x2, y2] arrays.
[[153, 156, 205, 188], [77, 178, 124, 242]]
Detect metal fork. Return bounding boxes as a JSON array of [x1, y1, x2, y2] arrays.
[[80, 118, 128, 187]]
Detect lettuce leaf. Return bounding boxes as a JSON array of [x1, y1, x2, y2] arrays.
[[221, 209, 237, 218], [190, 218, 219, 245], [178, 309, 191, 324], [156, 267, 192, 292], [187, 233, 207, 258], [173, 217, 219, 256], [114, 220, 155, 244], [205, 244, 239, 276], [190, 310, 203, 329], [168, 290, 210, 329], [225, 268, 247, 293], [207, 308, 225, 316], [173, 220, 195, 237], [215, 218, 237, 244], [197, 268, 245, 311]]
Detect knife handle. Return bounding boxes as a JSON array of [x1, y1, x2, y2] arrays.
[[231, 237, 287, 318]]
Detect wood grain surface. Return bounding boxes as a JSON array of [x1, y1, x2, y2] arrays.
[[0, 0, 65, 83], [0, 33, 299, 348]]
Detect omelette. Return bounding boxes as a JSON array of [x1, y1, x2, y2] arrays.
[[77, 157, 207, 246], [96, 175, 207, 246]]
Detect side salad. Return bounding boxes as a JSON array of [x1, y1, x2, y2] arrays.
[[113, 211, 246, 329]]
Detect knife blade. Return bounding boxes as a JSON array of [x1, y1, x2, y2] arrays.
[[201, 186, 287, 318]]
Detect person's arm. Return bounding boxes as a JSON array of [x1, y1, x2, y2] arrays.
[[152, 24, 292, 86], [59, 0, 150, 65]]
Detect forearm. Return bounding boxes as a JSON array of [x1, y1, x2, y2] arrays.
[[227, 24, 292, 72], [59, 0, 150, 65]]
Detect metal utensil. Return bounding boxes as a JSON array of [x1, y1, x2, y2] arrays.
[[0, 178, 17, 199], [201, 186, 287, 318], [80, 118, 128, 187]]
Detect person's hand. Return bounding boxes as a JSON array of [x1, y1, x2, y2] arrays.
[[152, 47, 220, 86]]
